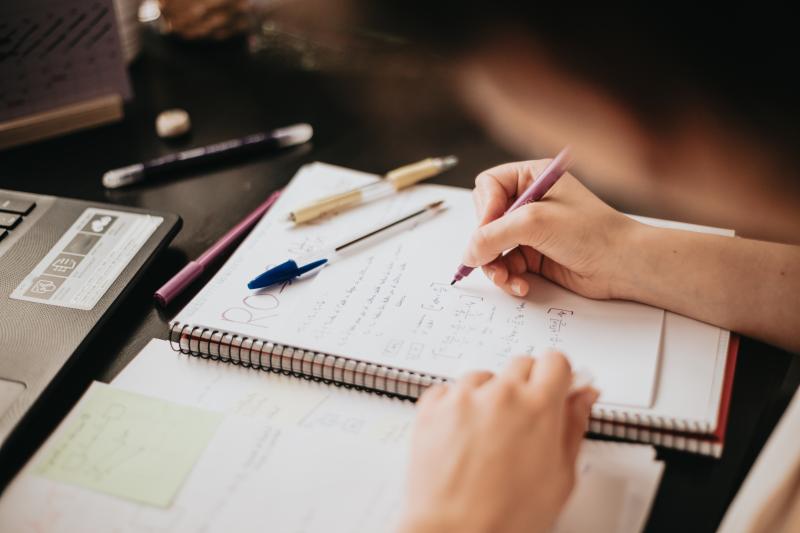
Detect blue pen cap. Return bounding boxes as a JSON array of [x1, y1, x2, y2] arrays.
[[247, 258, 328, 290]]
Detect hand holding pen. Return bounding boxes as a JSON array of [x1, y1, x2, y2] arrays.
[[451, 148, 572, 286], [451, 150, 643, 299]]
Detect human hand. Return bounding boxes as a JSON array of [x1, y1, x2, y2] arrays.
[[398, 353, 598, 533], [464, 159, 641, 299], [159, 0, 250, 40]]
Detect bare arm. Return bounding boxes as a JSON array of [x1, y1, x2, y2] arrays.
[[464, 160, 800, 352], [620, 226, 800, 352]]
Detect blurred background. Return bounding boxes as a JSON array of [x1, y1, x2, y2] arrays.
[[1, 0, 745, 234]]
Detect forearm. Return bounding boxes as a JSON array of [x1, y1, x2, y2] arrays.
[[616, 224, 800, 352]]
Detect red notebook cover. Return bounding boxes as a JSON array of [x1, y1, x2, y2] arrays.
[[589, 335, 740, 457]]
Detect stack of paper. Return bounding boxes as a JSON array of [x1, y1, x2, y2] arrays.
[[0, 339, 663, 532]]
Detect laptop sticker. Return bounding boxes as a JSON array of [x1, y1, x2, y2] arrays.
[[10, 208, 162, 310]]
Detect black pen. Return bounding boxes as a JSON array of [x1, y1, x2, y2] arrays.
[[102, 123, 313, 189]]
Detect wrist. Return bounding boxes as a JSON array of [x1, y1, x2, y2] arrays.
[[608, 219, 663, 303]]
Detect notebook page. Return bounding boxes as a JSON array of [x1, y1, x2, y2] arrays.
[[607, 216, 734, 431], [170, 163, 734, 430], [0, 339, 663, 533], [175, 162, 388, 337], [275, 183, 665, 408]]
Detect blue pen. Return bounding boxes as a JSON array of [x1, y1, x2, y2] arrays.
[[248, 200, 445, 290]]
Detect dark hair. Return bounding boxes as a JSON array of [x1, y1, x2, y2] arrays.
[[356, 3, 800, 159]]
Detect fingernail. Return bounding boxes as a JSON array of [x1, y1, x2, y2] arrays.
[[511, 282, 523, 296], [485, 267, 495, 281]]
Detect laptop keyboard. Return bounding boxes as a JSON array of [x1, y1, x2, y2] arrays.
[[0, 195, 36, 242]]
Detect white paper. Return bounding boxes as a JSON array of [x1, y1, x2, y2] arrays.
[[557, 442, 664, 533], [176, 163, 385, 339], [275, 181, 664, 407], [0, 339, 664, 533], [177, 163, 664, 408], [0, 340, 413, 533], [718, 386, 800, 533]]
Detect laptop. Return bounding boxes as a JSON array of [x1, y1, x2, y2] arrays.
[[0, 188, 181, 449]]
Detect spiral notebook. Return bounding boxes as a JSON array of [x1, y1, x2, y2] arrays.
[[169, 163, 737, 456]]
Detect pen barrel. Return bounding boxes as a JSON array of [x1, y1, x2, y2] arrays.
[[144, 134, 276, 174], [289, 156, 452, 224], [386, 158, 440, 189], [290, 189, 364, 224], [154, 261, 204, 307]]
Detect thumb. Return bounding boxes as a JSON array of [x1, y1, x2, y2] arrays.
[[462, 203, 554, 267]]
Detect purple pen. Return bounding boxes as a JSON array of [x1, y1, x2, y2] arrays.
[[154, 189, 282, 307], [450, 146, 573, 285]]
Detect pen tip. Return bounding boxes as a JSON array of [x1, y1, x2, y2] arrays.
[[450, 279, 457, 286], [441, 155, 459, 170]]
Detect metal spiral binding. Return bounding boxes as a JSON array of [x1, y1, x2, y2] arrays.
[[168, 322, 445, 399], [588, 420, 721, 457], [167, 321, 726, 456]]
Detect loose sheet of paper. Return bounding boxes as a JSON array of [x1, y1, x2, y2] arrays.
[[0, 340, 414, 533], [557, 442, 664, 533], [274, 180, 664, 407], [33, 382, 222, 507], [0, 340, 663, 533]]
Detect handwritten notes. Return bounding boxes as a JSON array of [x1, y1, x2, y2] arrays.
[[177, 163, 424, 340], [277, 183, 665, 408], [34, 382, 222, 507], [175, 163, 665, 408]]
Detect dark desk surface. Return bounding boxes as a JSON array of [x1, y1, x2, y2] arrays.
[[1, 28, 798, 533]]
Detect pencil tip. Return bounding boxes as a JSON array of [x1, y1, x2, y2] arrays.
[[450, 279, 456, 286]]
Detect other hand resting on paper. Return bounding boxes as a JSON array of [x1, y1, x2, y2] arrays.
[[398, 352, 598, 533], [463, 159, 635, 299]]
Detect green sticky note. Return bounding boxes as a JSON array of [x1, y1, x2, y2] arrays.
[[34, 382, 223, 507]]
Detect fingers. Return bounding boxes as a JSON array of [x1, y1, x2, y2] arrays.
[[463, 203, 552, 268], [504, 247, 528, 275], [472, 176, 507, 226], [501, 356, 535, 382], [520, 246, 544, 274], [472, 161, 545, 225], [527, 351, 573, 406], [481, 249, 539, 297], [417, 382, 448, 407], [563, 388, 600, 464], [482, 259, 508, 285], [459, 370, 494, 389], [499, 248, 531, 297]]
